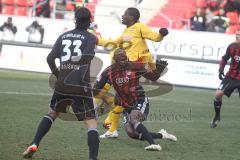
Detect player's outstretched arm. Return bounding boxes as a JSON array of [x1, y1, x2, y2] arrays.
[[140, 23, 168, 42], [143, 60, 168, 81], [97, 36, 122, 47]]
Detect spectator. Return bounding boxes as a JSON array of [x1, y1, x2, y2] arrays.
[[206, 8, 229, 33], [205, 0, 219, 24], [34, 0, 50, 18], [0, 17, 17, 41], [176, 20, 190, 30], [26, 20, 44, 44], [55, 0, 66, 19], [190, 7, 207, 31], [223, 0, 240, 13]]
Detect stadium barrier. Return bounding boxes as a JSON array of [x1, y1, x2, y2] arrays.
[[0, 38, 231, 89], [0, 15, 235, 89]]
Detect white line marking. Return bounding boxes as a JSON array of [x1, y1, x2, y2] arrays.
[[0, 91, 51, 96]]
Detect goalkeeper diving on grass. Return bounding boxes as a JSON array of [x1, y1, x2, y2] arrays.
[[93, 48, 177, 151], [96, 7, 169, 138]]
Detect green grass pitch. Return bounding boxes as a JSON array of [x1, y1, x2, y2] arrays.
[[0, 69, 239, 160]]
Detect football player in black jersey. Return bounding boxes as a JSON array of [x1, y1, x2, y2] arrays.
[[23, 7, 99, 160]]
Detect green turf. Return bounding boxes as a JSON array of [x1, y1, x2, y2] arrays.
[[0, 69, 239, 160]]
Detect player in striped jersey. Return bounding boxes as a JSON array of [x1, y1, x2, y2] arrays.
[[93, 48, 177, 151], [96, 7, 169, 138], [211, 31, 240, 128]]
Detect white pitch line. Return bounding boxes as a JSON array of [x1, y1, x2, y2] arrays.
[[0, 91, 51, 96]]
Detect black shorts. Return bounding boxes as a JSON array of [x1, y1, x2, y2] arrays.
[[218, 76, 240, 97], [123, 97, 150, 121], [49, 92, 96, 120]]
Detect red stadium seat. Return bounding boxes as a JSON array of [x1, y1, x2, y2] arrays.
[[92, 0, 99, 3], [15, 7, 28, 16], [28, 0, 34, 7], [196, 0, 207, 7], [15, 0, 28, 6], [225, 25, 238, 34], [1, 0, 14, 5], [66, 1, 75, 11], [226, 12, 239, 25], [86, 3, 96, 14], [2, 5, 15, 15]]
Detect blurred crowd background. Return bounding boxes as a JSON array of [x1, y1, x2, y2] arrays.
[[0, 0, 240, 37]]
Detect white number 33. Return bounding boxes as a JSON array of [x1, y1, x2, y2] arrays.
[[61, 39, 82, 62]]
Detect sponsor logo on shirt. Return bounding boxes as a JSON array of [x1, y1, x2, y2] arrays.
[[234, 55, 240, 62], [115, 77, 129, 86]]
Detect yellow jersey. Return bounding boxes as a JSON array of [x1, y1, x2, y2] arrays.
[[98, 22, 163, 65]]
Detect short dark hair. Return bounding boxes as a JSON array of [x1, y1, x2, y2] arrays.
[[113, 48, 127, 62], [75, 7, 91, 30], [127, 7, 140, 21]]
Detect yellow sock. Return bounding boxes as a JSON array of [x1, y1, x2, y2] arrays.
[[109, 105, 124, 132], [104, 111, 112, 125], [102, 96, 115, 126]]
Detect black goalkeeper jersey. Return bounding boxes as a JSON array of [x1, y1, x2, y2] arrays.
[[47, 29, 97, 95]]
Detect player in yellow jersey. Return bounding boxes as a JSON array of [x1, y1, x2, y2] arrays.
[[96, 7, 169, 138]]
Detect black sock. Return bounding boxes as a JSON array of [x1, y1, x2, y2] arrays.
[[31, 114, 54, 146], [149, 132, 163, 139], [88, 129, 99, 160], [135, 123, 155, 145], [214, 99, 222, 118]]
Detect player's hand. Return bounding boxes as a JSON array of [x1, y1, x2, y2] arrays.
[[156, 59, 168, 74], [218, 71, 224, 80], [159, 28, 169, 37]]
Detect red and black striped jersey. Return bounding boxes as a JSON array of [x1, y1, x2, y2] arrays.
[[219, 42, 240, 80], [94, 62, 160, 108]]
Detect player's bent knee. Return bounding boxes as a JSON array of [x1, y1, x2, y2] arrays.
[[129, 110, 144, 125], [84, 119, 98, 129], [215, 89, 224, 99], [124, 123, 139, 139], [48, 109, 59, 119]]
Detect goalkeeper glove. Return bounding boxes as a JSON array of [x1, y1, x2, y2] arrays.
[[156, 59, 168, 74], [159, 28, 169, 37], [218, 70, 225, 80]]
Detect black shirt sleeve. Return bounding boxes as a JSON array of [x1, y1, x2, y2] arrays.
[[47, 35, 61, 77], [82, 35, 96, 59]]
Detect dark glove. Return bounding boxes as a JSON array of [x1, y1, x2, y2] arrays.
[[218, 70, 224, 80], [159, 28, 169, 37], [156, 59, 168, 74]]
